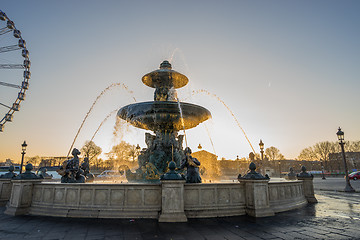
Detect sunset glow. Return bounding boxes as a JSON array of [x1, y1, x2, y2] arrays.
[[1, 1, 359, 162]]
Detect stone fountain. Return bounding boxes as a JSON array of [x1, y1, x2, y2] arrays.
[[1, 61, 317, 222], [118, 60, 211, 181]]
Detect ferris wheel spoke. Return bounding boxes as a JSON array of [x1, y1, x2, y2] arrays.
[[0, 102, 12, 109], [0, 27, 11, 35], [0, 81, 22, 89], [0, 44, 21, 53], [0, 64, 25, 69]]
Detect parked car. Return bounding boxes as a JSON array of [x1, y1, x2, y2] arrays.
[[348, 171, 360, 180], [96, 170, 122, 179]]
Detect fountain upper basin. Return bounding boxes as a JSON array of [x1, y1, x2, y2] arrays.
[[118, 101, 211, 131]]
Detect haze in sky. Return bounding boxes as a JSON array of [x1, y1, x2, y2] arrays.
[[1, 0, 359, 162]]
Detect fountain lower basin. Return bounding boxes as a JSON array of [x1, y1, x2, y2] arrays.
[[3, 178, 313, 221]]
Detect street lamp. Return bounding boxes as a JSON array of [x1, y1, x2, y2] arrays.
[[259, 140, 264, 161], [259, 140, 264, 174], [136, 144, 141, 154], [278, 160, 281, 178], [320, 160, 326, 180], [336, 127, 355, 192], [20, 140, 27, 174]]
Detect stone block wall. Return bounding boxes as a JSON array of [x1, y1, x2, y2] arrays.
[[0, 179, 12, 206], [184, 183, 246, 218], [29, 183, 162, 218], [268, 181, 307, 212], [2, 179, 314, 221]]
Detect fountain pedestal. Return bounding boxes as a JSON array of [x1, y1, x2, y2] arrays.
[[0, 179, 12, 206], [241, 179, 275, 217], [159, 180, 187, 222], [297, 166, 317, 203], [5, 179, 42, 216], [297, 177, 317, 203]]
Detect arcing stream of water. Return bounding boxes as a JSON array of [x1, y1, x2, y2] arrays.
[[176, 98, 188, 148], [204, 122, 217, 156], [90, 109, 118, 142], [67, 83, 137, 157], [191, 89, 256, 154]]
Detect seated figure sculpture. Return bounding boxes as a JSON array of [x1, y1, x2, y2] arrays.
[[0, 165, 17, 179], [38, 168, 53, 179], [15, 163, 43, 180], [58, 148, 85, 183], [80, 157, 94, 182], [180, 147, 201, 183]]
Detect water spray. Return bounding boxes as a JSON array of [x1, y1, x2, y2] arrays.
[[67, 83, 137, 158], [90, 109, 118, 142], [204, 122, 217, 155], [177, 98, 188, 148], [192, 89, 256, 153]]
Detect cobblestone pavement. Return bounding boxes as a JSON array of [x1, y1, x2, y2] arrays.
[[0, 184, 359, 239]]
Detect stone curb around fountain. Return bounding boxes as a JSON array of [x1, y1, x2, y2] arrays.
[[0, 179, 12, 206], [4, 179, 43, 216]]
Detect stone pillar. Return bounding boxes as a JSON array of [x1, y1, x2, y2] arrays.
[[297, 177, 317, 203], [5, 179, 42, 216], [0, 179, 12, 206], [159, 180, 187, 222], [297, 166, 317, 203], [241, 179, 275, 217]]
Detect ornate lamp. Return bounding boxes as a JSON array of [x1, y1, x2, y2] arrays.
[[20, 140, 27, 174], [259, 139, 264, 161], [336, 127, 355, 192]]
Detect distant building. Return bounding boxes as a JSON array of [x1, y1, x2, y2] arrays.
[[192, 150, 250, 180], [38, 156, 68, 167], [0, 159, 15, 167], [192, 150, 221, 180], [4, 159, 14, 166], [328, 152, 360, 172]]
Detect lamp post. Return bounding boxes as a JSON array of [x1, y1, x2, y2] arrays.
[[259, 139, 264, 174], [278, 160, 281, 178], [259, 140, 264, 161], [320, 160, 326, 180], [135, 144, 141, 158], [336, 127, 355, 192], [20, 140, 27, 174]]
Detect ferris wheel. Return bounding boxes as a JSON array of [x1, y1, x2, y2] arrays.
[[0, 10, 30, 132]]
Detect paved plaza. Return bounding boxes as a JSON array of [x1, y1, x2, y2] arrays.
[[0, 178, 359, 240]]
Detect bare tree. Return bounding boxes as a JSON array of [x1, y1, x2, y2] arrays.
[[345, 141, 360, 152], [26, 155, 40, 167], [107, 141, 136, 161], [81, 141, 102, 161], [313, 141, 337, 162], [265, 146, 285, 161], [297, 147, 317, 161]]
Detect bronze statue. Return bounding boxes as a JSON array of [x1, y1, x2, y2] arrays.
[[58, 148, 85, 183], [80, 157, 94, 182], [15, 163, 43, 179], [0, 165, 17, 179], [180, 147, 201, 183], [38, 168, 53, 179]]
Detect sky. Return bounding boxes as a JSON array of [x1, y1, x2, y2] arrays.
[[1, 0, 360, 162]]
